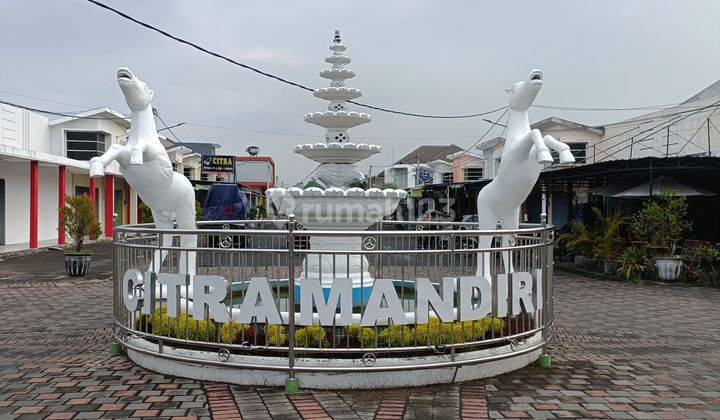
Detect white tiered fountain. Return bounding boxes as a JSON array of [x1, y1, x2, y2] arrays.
[[267, 31, 407, 296]]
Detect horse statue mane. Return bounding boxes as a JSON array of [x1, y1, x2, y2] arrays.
[[89, 67, 197, 275], [476, 69, 575, 280]]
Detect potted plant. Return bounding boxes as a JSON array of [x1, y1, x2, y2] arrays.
[[591, 208, 623, 276], [559, 220, 596, 267], [616, 246, 645, 281], [630, 189, 691, 281], [59, 195, 102, 276]]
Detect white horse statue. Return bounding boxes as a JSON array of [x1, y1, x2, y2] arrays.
[[476, 69, 574, 280], [89, 68, 197, 275]]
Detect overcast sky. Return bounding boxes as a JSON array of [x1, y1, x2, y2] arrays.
[[2, 0, 720, 184]]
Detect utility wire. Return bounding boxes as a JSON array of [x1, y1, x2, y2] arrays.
[[153, 108, 184, 145], [595, 100, 720, 162], [84, 0, 507, 119], [0, 89, 89, 109], [676, 106, 720, 155], [0, 99, 129, 120]]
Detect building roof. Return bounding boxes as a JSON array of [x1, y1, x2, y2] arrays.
[[395, 144, 463, 165], [48, 107, 130, 128], [683, 77, 720, 104], [531, 117, 605, 135], [166, 141, 222, 156], [476, 136, 505, 151]]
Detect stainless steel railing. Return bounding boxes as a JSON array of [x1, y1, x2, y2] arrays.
[[113, 218, 555, 374]]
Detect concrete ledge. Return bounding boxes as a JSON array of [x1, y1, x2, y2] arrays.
[[125, 332, 543, 389]]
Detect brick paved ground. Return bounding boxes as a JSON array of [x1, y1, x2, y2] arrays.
[[1, 244, 719, 419]]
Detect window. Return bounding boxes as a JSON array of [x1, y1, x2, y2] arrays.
[[172, 163, 179, 172], [393, 168, 408, 188], [441, 172, 453, 183], [201, 173, 209, 181], [463, 167, 483, 181], [66, 131, 106, 161], [552, 142, 587, 164], [183, 167, 192, 179]]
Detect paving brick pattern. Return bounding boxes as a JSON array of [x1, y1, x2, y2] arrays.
[[203, 382, 241, 419], [2, 245, 720, 419]]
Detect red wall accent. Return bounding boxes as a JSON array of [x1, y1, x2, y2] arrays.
[[124, 184, 130, 224], [29, 161, 38, 248], [58, 165, 66, 245], [104, 175, 114, 237], [89, 177, 96, 207]]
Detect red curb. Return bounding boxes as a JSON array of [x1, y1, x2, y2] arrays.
[[461, 383, 489, 419], [287, 393, 331, 419], [202, 381, 242, 419]]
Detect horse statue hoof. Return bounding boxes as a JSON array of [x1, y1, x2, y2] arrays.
[[89, 161, 105, 178], [559, 150, 575, 165], [537, 150, 553, 164], [130, 150, 143, 165]]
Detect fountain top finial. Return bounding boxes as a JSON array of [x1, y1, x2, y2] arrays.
[[333, 30, 341, 44]]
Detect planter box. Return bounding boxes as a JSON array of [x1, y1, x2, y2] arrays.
[[655, 257, 683, 282], [65, 253, 91, 277]]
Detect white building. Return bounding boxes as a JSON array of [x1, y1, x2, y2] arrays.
[[0, 103, 210, 251], [596, 80, 720, 162], [475, 118, 605, 180], [383, 145, 462, 188]]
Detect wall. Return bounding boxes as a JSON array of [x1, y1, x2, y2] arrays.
[[0, 161, 29, 245], [1, 104, 50, 150], [451, 154, 483, 182], [38, 165, 60, 242], [599, 95, 720, 162]]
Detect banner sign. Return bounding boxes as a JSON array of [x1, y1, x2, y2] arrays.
[[201, 155, 235, 173], [121, 269, 543, 326]]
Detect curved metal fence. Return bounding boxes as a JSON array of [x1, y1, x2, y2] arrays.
[[113, 219, 555, 375]]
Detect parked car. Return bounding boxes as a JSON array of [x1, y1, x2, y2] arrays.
[[200, 183, 249, 248]]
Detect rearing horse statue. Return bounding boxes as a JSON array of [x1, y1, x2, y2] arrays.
[[90, 68, 197, 275], [476, 69, 574, 281]]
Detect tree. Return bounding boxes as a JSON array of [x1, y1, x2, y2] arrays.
[[630, 189, 691, 256], [59, 195, 102, 253]]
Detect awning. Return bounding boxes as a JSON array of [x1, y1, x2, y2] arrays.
[[612, 177, 715, 197]]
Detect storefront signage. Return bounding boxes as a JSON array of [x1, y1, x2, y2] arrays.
[[122, 269, 543, 326], [201, 155, 235, 173]]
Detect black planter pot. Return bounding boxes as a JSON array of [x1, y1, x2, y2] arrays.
[[65, 253, 91, 277]]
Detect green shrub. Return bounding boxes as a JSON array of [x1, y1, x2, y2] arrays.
[[149, 307, 216, 342], [379, 324, 413, 347], [266, 324, 287, 346], [415, 318, 454, 345], [150, 306, 172, 336], [295, 324, 328, 348], [347, 324, 376, 347], [59, 195, 102, 252], [219, 321, 247, 344], [617, 247, 645, 280], [631, 189, 691, 256]]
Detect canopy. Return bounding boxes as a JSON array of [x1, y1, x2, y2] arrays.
[[612, 177, 715, 197]]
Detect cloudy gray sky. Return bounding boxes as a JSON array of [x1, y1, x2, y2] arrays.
[[2, 0, 720, 184]]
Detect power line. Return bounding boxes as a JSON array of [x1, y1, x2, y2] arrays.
[[82, 0, 507, 119], [531, 103, 695, 112], [0, 89, 89, 109], [595, 100, 720, 162], [0, 98, 507, 141], [0, 99, 129, 120], [153, 108, 184, 145]]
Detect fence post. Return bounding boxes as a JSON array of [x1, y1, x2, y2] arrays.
[[538, 193, 552, 368], [285, 214, 299, 393]]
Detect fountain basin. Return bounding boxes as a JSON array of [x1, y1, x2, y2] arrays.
[[267, 187, 407, 286], [293, 142, 380, 164], [304, 111, 371, 129], [320, 68, 356, 81], [313, 87, 362, 102]]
